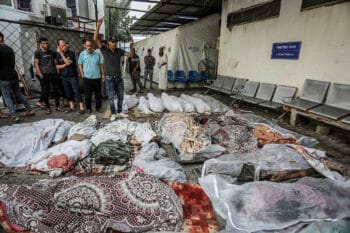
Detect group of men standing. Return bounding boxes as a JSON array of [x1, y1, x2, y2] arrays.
[[0, 17, 168, 123]]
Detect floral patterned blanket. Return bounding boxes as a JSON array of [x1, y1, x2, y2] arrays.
[[0, 171, 183, 232]]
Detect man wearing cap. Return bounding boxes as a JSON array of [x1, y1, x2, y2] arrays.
[[94, 18, 134, 121]]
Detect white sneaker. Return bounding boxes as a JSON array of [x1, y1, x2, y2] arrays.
[[110, 114, 117, 121], [116, 112, 128, 118]]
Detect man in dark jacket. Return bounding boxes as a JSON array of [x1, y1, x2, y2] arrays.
[[0, 32, 34, 122]]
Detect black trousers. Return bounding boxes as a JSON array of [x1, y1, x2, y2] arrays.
[[131, 71, 144, 90], [37, 74, 44, 102], [42, 74, 60, 109], [83, 78, 102, 111]]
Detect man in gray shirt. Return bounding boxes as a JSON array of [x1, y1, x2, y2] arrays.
[[143, 49, 155, 89], [93, 18, 134, 121]]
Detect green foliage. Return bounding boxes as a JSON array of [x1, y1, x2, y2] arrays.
[[104, 0, 135, 42]]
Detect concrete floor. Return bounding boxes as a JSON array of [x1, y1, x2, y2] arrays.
[[1, 88, 349, 185], [0, 87, 349, 232]]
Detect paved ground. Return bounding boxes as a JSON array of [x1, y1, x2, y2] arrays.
[[1, 88, 349, 185], [0, 87, 349, 232]]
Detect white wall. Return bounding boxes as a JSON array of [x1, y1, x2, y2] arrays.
[[134, 28, 178, 83], [218, 0, 350, 92], [134, 13, 220, 82]]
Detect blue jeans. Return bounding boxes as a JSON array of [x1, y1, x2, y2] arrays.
[[0, 79, 32, 117], [106, 75, 124, 114], [61, 76, 83, 103]]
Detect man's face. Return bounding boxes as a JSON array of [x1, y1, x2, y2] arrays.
[[159, 48, 163, 56], [147, 51, 151, 56], [108, 40, 117, 49], [85, 41, 93, 53], [58, 40, 67, 52], [41, 41, 49, 50]]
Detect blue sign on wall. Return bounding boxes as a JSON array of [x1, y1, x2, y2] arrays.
[[271, 41, 302, 60]]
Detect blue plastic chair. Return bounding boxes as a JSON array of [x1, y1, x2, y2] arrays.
[[200, 71, 208, 82], [167, 70, 175, 81], [175, 70, 187, 82], [188, 71, 200, 82]]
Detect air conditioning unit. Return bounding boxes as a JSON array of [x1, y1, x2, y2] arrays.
[[46, 4, 72, 26]]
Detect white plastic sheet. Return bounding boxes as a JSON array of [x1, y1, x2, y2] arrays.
[[137, 142, 167, 162], [177, 97, 195, 113], [193, 94, 230, 113], [0, 119, 63, 167], [31, 140, 93, 177], [121, 94, 139, 112], [138, 96, 153, 114], [161, 93, 183, 112], [91, 119, 138, 146], [202, 144, 313, 181], [52, 121, 75, 144], [202, 153, 258, 178], [199, 175, 350, 232], [90, 119, 156, 147], [177, 143, 226, 162], [133, 142, 187, 182], [225, 110, 318, 147], [180, 94, 211, 113], [147, 93, 165, 112], [219, 220, 350, 233], [292, 145, 349, 183], [68, 115, 97, 139], [134, 122, 157, 145], [161, 122, 187, 147]]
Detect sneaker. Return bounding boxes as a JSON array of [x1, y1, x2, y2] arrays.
[[116, 112, 128, 118], [110, 114, 117, 121]]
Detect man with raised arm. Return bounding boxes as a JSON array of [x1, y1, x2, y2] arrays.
[[93, 18, 134, 121]]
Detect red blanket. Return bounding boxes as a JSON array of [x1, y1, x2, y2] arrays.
[[166, 182, 220, 233]]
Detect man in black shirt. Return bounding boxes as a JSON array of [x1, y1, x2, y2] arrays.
[[128, 48, 144, 93], [56, 39, 85, 114], [0, 32, 34, 122], [93, 18, 135, 121], [34, 37, 63, 114]]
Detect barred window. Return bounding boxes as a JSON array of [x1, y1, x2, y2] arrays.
[[301, 0, 349, 11], [227, 0, 281, 30]]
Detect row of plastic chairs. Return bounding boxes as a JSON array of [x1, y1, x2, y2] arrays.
[[283, 79, 350, 123], [204, 75, 298, 110], [167, 70, 208, 82], [230, 81, 298, 110], [206, 75, 350, 127]]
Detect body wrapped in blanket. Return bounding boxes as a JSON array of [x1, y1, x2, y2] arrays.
[[0, 171, 183, 233]]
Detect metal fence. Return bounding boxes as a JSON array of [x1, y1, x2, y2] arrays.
[[0, 19, 95, 94]]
